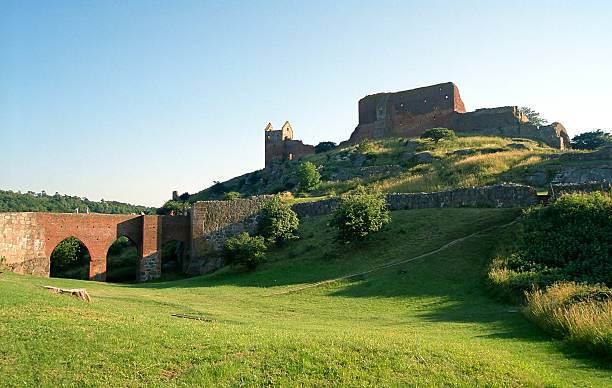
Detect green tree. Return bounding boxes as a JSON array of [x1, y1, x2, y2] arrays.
[[223, 232, 267, 270], [157, 200, 188, 215], [330, 186, 390, 242], [315, 141, 337, 154], [519, 107, 548, 127], [296, 161, 321, 192], [257, 196, 299, 244], [224, 191, 242, 200], [420, 128, 456, 143], [571, 129, 612, 150]]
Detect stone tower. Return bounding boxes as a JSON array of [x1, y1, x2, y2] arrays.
[[264, 121, 314, 168]]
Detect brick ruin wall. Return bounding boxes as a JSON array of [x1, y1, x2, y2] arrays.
[[344, 82, 570, 149], [186, 196, 271, 275], [0, 213, 190, 281]]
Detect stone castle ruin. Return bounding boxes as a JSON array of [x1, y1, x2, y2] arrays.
[[345, 82, 570, 149], [264, 82, 571, 167], [264, 121, 315, 168]]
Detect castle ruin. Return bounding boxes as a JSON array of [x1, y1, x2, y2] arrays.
[[264, 121, 315, 168], [345, 82, 570, 149]]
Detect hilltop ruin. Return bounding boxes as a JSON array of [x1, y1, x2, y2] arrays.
[[344, 82, 570, 149]]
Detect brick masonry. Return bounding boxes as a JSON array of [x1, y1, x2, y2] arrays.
[[0, 213, 189, 282]]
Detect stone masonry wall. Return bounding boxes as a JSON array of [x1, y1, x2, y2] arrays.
[[187, 196, 271, 275], [0, 213, 47, 276], [292, 184, 538, 218]]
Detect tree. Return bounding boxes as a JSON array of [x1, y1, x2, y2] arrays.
[[315, 141, 337, 154], [296, 161, 321, 192], [330, 186, 390, 242], [257, 196, 299, 244], [157, 200, 188, 215], [570, 129, 612, 150], [519, 107, 548, 127], [420, 128, 456, 143], [223, 232, 267, 270], [224, 191, 242, 200]]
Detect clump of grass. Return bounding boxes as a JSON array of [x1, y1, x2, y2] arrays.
[[524, 282, 612, 356]]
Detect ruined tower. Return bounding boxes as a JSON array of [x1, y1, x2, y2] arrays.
[[264, 121, 314, 168]]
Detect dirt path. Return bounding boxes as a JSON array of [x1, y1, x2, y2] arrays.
[[266, 218, 519, 297]]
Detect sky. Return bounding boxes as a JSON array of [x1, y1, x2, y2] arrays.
[[1, 1, 611, 207]]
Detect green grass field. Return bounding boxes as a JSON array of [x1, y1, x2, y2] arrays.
[[1, 209, 610, 386]]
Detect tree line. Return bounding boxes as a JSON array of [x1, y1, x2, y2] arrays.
[[0, 190, 155, 214]]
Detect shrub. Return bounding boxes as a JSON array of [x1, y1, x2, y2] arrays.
[[223, 232, 267, 270], [488, 191, 612, 303], [570, 129, 612, 150], [224, 191, 242, 200], [520, 192, 612, 286], [257, 196, 299, 244], [524, 282, 612, 355], [315, 141, 337, 153], [330, 186, 390, 242], [296, 161, 321, 192], [420, 128, 456, 143]]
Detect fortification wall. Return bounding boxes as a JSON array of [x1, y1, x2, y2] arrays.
[[344, 83, 570, 149], [187, 196, 270, 275], [0, 213, 47, 276], [292, 184, 538, 218]]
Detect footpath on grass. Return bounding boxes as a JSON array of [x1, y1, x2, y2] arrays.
[[266, 218, 519, 297]]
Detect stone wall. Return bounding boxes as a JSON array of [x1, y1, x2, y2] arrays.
[[549, 181, 611, 199], [343, 82, 570, 149], [0, 213, 47, 276], [187, 196, 271, 275], [292, 184, 538, 218]]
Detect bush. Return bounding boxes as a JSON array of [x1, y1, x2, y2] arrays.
[[420, 128, 456, 143], [257, 196, 299, 244], [224, 191, 242, 200], [524, 282, 612, 355], [296, 161, 321, 192], [223, 232, 267, 270], [315, 141, 337, 154], [488, 191, 612, 303], [571, 129, 612, 150], [520, 192, 612, 286], [330, 186, 390, 242]]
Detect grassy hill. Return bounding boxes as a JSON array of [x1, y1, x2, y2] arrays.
[[1, 208, 610, 386], [189, 134, 609, 202], [0, 189, 156, 214]]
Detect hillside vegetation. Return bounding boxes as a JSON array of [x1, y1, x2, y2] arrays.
[[1, 208, 610, 386], [189, 134, 608, 202], [0, 189, 155, 214]]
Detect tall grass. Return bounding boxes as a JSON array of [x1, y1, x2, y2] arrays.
[[524, 282, 612, 356]]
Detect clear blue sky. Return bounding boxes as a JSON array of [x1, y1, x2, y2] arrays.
[[1, 1, 611, 207]]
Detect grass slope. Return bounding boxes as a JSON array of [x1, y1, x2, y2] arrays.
[[1, 209, 610, 386]]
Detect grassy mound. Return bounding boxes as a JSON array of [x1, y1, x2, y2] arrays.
[[0, 208, 610, 386]]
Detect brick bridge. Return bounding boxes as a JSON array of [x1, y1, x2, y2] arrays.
[[0, 212, 189, 281]]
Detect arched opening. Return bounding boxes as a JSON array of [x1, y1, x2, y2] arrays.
[[50, 237, 91, 280], [106, 236, 139, 283], [161, 240, 186, 280]]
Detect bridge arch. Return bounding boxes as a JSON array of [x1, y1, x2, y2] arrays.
[[105, 235, 141, 283], [49, 236, 91, 280]]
